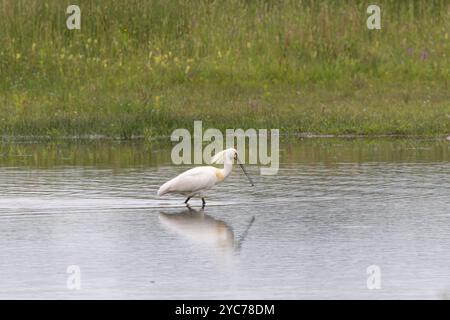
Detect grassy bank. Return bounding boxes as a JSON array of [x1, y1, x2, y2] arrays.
[[0, 0, 449, 138]]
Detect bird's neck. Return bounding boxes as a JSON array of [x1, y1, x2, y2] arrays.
[[221, 161, 233, 178]]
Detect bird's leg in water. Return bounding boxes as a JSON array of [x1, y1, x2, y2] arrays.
[[184, 196, 191, 205], [202, 198, 206, 208]]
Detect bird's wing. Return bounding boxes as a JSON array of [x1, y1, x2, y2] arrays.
[[158, 166, 217, 196]]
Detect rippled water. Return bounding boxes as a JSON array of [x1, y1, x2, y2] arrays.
[[0, 138, 449, 299]]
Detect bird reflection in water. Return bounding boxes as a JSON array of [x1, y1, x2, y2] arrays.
[[159, 207, 255, 253]]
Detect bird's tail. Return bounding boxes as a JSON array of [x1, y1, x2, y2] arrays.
[[157, 180, 172, 196]]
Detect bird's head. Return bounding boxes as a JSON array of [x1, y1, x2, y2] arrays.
[[211, 148, 254, 186], [211, 148, 238, 164]]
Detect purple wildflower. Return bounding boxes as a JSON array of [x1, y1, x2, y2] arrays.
[[420, 50, 428, 60]]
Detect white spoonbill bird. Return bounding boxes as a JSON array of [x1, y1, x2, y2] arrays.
[[157, 148, 254, 207]]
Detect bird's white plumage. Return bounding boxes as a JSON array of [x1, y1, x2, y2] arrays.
[[157, 166, 219, 197], [210, 149, 228, 164]]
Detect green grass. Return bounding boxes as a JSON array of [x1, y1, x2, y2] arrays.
[[0, 0, 449, 138]]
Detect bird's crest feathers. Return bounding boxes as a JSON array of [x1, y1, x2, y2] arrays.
[[211, 148, 236, 164]]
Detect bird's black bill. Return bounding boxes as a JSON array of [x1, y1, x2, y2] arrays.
[[237, 158, 254, 186]]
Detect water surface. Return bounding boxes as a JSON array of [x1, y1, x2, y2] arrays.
[[0, 138, 449, 299]]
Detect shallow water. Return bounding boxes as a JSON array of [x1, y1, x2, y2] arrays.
[[0, 138, 449, 299]]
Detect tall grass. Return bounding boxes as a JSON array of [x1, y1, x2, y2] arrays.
[[0, 0, 449, 138]]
